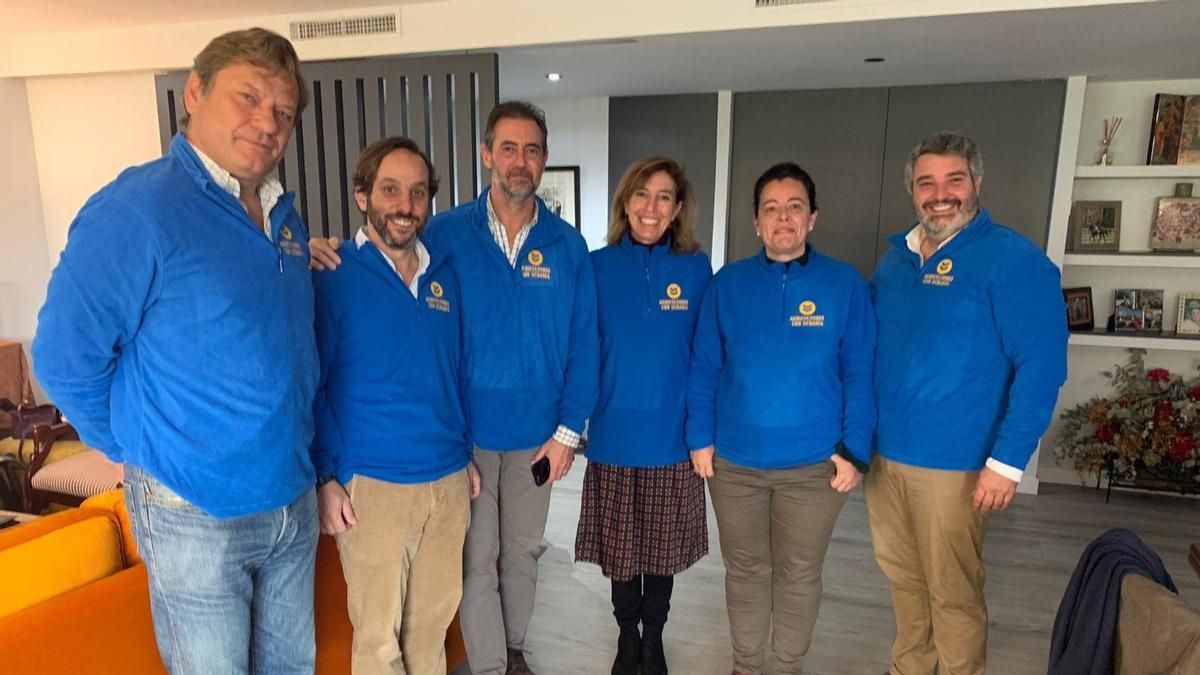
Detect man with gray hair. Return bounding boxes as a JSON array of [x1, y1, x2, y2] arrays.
[[34, 28, 319, 673], [866, 131, 1068, 675]]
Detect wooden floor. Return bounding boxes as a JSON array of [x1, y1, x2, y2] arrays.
[[454, 460, 1200, 675]]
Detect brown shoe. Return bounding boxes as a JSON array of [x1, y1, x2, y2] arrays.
[[506, 649, 536, 675]]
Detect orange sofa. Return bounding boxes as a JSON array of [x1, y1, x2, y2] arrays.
[[0, 490, 467, 674]]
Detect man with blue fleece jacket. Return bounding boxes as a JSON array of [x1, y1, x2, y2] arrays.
[[32, 29, 320, 674], [311, 137, 481, 675], [867, 131, 1068, 675], [309, 101, 598, 675]]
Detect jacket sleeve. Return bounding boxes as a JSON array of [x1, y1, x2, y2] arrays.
[[839, 274, 878, 465], [309, 280, 345, 478], [987, 251, 1069, 471], [556, 244, 599, 435], [32, 197, 161, 462], [686, 277, 722, 451]]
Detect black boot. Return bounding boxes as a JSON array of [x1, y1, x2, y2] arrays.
[[640, 574, 674, 675], [611, 576, 642, 675]]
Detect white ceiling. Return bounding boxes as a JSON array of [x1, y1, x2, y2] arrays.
[[0, 0, 433, 35], [496, 1, 1200, 99]]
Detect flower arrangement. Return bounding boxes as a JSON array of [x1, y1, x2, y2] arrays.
[[1055, 349, 1200, 487]]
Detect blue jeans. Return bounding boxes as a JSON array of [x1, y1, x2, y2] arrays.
[[124, 465, 318, 675]]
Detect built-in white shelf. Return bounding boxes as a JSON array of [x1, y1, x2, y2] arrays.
[[1075, 165, 1200, 179], [1063, 252, 1200, 267], [1069, 330, 1200, 352]]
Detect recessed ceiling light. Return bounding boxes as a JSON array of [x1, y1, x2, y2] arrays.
[[546, 72, 562, 82], [864, 57, 885, 63]]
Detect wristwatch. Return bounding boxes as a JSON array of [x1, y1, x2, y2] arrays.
[[316, 474, 337, 489]]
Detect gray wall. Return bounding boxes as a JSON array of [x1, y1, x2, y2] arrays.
[[728, 88, 889, 275], [724, 79, 1066, 277], [608, 94, 717, 252]]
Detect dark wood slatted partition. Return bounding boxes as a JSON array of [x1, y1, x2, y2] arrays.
[[155, 54, 499, 238]]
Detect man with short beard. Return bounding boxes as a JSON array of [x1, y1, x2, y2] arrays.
[[309, 101, 599, 675], [866, 131, 1068, 675], [310, 136, 482, 675]]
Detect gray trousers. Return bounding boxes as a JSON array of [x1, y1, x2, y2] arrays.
[[460, 446, 554, 675], [709, 456, 848, 675]]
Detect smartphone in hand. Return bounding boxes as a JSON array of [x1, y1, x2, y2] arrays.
[[531, 456, 551, 487]]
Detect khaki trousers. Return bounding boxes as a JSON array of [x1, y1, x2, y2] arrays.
[[864, 455, 989, 675], [337, 470, 470, 675], [460, 447, 554, 675], [708, 457, 848, 675]]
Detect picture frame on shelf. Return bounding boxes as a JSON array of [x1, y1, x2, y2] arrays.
[[1063, 287, 1094, 331], [536, 166, 581, 230], [1178, 293, 1200, 336], [1113, 288, 1164, 333], [1146, 93, 1186, 165], [1069, 200, 1121, 252], [1149, 196, 1200, 251], [1180, 96, 1200, 165]]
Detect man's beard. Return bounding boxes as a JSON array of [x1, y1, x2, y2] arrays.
[[918, 192, 980, 242], [367, 200, 422, 250], [497, 168, 537, 202]]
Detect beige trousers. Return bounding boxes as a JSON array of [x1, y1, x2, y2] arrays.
[[865, 455, 989, 675], [708, 457, 848, 675], [337, 470, 470, 675]]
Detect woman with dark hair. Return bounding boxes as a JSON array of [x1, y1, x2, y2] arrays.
[[575, 155, 712, 675], [687, 162, 877, 675]]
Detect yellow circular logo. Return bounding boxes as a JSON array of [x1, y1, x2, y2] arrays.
[[666, 283, 682, 300], [937, 259, 953, 275], [528, 250, 544, 266], [430, 281, 444, 298], [281, 226, 293, 241], [799, 301, 817, 316]]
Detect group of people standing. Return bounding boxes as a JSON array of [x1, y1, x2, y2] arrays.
[[31, 26, 1069, 675]]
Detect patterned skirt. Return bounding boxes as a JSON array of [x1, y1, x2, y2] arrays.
[[574, 458, 709, 581]]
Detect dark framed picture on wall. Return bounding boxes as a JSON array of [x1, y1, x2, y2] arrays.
[[1069, 200, 1122, 252], [1063, 287, 1094, 331], [537, 166, 581, 230]]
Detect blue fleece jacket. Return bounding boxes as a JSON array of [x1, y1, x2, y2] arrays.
[[33, 134, 319, 519], [871, 209, 1068, 473], [422, 189, 599, 452], [588, 234, 712, 468], [687, 247, 877, 470], [310, 237, 470, 486]]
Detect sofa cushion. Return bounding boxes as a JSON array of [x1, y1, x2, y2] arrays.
[[83, 488, 140, 565], [0, 512, 124, 616]]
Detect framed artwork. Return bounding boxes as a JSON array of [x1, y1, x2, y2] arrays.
[[1063, 287, 1095, 331], [1178, 293, 1200, 336], [1180, 96, 1200, 165], [1114, 288, 1164, 333], [1069, 201, 1122, 252], [537, 166, 581, 230], [1146, 94, 1186, 165], [1149, 197, 1200, 251]]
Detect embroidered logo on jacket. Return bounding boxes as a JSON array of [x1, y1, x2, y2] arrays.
[[425, 280, 450, 312], [660, 283, 688, 311], [522, 249, 551, 281], [923, 258, 955, 287], [790, 301, 824, 327], [278, 225, 306, 257]]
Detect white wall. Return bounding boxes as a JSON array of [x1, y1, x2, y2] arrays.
[[529, 96, 610, 250], [25, 72, 162, 267], [0, 78, 50, 347]]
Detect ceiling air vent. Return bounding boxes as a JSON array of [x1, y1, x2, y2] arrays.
[[755, 0, 840, 6], [290, 14, 398, 41]]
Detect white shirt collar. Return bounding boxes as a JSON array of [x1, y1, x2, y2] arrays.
[[188, 141, 284, 237], [906, 224, 962, 265], [355, 227, 429, 298]]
